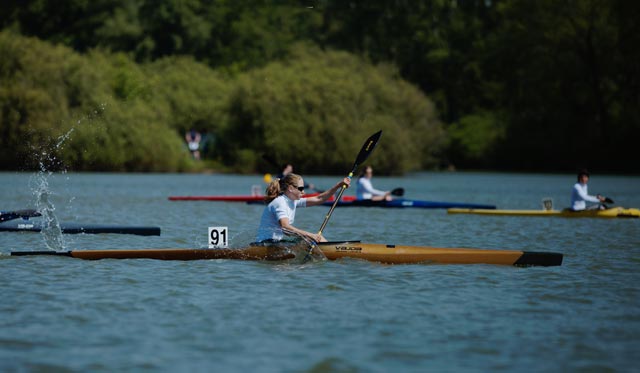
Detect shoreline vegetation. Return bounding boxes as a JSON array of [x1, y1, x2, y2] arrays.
[[1, 1, 638, 175], [0, 32, 444, 175]]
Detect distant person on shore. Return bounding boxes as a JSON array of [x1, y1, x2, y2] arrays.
[[571, 169, 605, 210], [256, 173, 350, 243], [356, 166, 392, 201], [185, 129, 201, 160]]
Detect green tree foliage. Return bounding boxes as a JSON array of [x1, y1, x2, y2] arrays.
[[448, 111, 505, 169], [216, 44, 445, 174], [320, 0, 640, 172], [203, 1, 323, 71], [0, 31, 76, 169], [0, 0, 322, 69], [488, 0, 640, 172], [0, 31, 229, 171], [1, 0, 639, 172], [319, 0, 496, 122], [144, 56, 231, 140]]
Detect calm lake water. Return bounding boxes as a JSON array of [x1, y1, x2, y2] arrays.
[[1, 171, 639, 372]]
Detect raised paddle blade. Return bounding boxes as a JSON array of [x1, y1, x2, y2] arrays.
[[0, 209, 41, 222], [391, 187, 404, 197], [351, 130, 382, 173], [318, 130, 383, 236]]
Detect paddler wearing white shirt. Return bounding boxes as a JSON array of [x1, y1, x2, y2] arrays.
[[356, 166, 392, 201], [256, 173, 350, 243], [571, 169, 605, 210]]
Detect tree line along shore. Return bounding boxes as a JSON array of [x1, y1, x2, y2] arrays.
[[1, 1, 638, 174]]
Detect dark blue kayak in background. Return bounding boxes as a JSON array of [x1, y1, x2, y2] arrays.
[[322, 198, 496, 209], [0, 219, 161, 236]]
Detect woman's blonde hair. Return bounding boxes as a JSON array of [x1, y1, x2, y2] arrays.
[[264, 173, 302, 203]]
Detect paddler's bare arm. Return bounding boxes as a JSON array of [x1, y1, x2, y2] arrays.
[[279, 218, 326, 242], [306, 177, 350, 206]]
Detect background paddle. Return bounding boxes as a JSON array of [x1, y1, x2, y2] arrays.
[[318, 130, 382, 236], [0, 209, 41, 222], [391, 187, 404, 197], [600, 196, 614, 209]]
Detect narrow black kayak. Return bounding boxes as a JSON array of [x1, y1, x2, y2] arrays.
[[0, 220, 161, 236], [0, 209, 41, 222]]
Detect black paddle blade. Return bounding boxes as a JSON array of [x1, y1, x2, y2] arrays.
[[317, 130, 383, 235], [604, 197, 614, 204], [391, 187, 404, 197], [352, 130, 382, 172]]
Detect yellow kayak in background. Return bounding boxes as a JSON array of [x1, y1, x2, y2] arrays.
[[448, 207, 640, 218]]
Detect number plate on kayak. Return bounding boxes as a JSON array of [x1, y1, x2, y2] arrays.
[[208, 227, 228, 248]]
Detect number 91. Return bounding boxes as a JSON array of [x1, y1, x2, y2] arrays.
[[208, 227, 228, 248]]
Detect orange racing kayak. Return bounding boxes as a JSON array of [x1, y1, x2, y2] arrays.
[[11, 241, 562, 266]]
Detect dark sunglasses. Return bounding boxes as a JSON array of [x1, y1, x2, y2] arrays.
[[294, 186, 305, 191]]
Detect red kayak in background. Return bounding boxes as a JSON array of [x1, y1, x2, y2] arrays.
[[168, 192, 346, 202], [169, 195, 270, 201]]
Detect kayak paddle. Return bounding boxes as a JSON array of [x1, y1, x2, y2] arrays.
[[318, 130, 383, 236], [391, 187, 404, 197], [0, 209, 41, 222], [600, 196, 614, 209]]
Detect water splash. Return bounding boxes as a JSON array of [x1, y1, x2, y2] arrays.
[[271, 235, 327, 266], [29, 128, 75, 250], [24, 104, 107, 250], [31, 170, 65, 250]]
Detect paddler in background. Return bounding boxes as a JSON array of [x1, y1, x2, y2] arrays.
[[276, 163, 293, 179], [571, 169, 606, 210], [278, 163, 316, 191], [256, 173, 350, 243], [356, 166, 392, 201]]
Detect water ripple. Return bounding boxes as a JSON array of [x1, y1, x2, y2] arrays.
[[1, 172, 639, 371]]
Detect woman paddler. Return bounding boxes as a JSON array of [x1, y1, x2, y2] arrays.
[[255, 173, 350, 243], [356, 166, 392, 201]]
